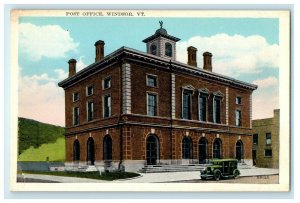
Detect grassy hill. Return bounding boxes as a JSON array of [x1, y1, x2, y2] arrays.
[[18, 137, 66, 162], [18, 117, 65, 161]]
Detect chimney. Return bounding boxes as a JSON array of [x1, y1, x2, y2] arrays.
[[68, 58, 77, 77], [203, 52, 213, 71], [187, 46, 197, 67], [94, 40, 105, 62]]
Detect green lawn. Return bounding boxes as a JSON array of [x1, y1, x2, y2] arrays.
[[18, 117, 65, 155], [20, 171, 140, 181], [18, 138, 65, 162]]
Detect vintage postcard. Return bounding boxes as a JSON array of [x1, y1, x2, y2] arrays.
[[10, 9, 290, 192]]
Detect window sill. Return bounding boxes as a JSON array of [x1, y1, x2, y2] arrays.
[[147, 115, 158, 117], [147, 85, 158, 88]]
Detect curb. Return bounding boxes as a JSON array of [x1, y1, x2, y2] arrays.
[[240, 173, 279, 178], [113, 173, 143, 182]]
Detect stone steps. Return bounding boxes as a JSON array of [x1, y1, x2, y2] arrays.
[[139, 163, 253, 173], [139, 164, 207, 173], [66, 165, 98, 172]]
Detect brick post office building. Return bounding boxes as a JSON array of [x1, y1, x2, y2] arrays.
[[58, 23, 257, 172]]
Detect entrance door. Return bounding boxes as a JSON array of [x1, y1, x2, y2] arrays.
[[213, 138, 222, 159], [87, 137, 95, 165], [198, 138, 207, 164], [103, 135, 112, 160], [236, 140, 243, 162], [73, 140, 80, 161], [252, 149, 257, 166], [146, 135, 159, 165]]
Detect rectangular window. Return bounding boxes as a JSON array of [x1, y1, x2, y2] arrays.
[[73, 92, 79, 102], [182, 90, 192, 119], [73, 107, 79, 126], [266, 133, 272, 145], [253, 134, 258, 145], [103, 77, 111, 89], [236, 96, 242, 105], [235, 110, 242, 126], [87, 101, 94, 121], [104, 95, 111, 118], [265, 149, 272, 157], [147, 75, 157, 87], [213, 97, 221, 123], [199, 94, 207, 121], [86, 85, 94, 96], [147, 93, 157, 116]]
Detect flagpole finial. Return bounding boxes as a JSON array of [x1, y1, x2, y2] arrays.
[[159, 21, 163, 28]]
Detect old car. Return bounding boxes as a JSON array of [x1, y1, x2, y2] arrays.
[[200, 159, 240, 181]]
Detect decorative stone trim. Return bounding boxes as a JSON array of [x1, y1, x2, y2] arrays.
[[250, 94, 252, 128], [171, 73, 176, 118], [226, 87, 229, 125], [122, 63, 131, 114], [213, 90, 224, 98], [198, 88, 209, 94]]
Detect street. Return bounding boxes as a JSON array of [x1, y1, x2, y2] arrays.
[[169, 175, 279, 184]]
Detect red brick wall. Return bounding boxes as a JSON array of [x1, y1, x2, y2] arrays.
[[130, 62, 171, 117], [228, 87, 252, 127], [65, 127, 121, 162], [64, 64, 121, 128], [175, 74, 227, 122], [66, 125, 252, 162], [63, 60, 253, 163]]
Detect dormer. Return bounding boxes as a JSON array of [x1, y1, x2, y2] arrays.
[[142, 21, 180, 61]]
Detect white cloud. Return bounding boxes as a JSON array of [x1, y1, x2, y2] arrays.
[[18, 55, 88, 126], [18, 68, 67, 126], [22, 73, 55, 82], [53, 56, 87, 81], [176, 34, 279, 77], [76, 56, 88, 72], [252, 76, 278, 89], [252, 77, 279, 119], [19, 23, 79, 61], [54, 69, 68, 81]]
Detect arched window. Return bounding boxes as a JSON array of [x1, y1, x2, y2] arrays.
[[73, 140, 80, 161], [236, 140, 243, 162], [103, 135, 112, 160], [87, 137, 95, 165], [165, 42, 172, 57], [182, 136, 193, 159], [150, 44, 157, 55], [213, 138, 222, 159], [198, 137, 208, 163], [146, 135, 159, 165]]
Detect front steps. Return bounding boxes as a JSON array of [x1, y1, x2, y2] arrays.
[[66, 165, 98, 172], [139, 162, 254, 173], [139, 164, 208, 173]]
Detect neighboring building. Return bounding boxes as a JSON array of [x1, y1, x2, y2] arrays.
[[58, 22, 257, 172], [252, 109, 279, 168]]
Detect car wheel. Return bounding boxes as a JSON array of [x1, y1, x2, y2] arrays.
[[233, 169, 240, 179], [201, 176, 206, 180], [214, 170, 221, 181]]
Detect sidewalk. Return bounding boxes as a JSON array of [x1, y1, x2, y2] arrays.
[[115, 167, 279, 183], [17, 167, 279, 183]]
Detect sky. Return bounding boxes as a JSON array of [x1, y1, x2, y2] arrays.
[[18, 17, 279, 126]]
